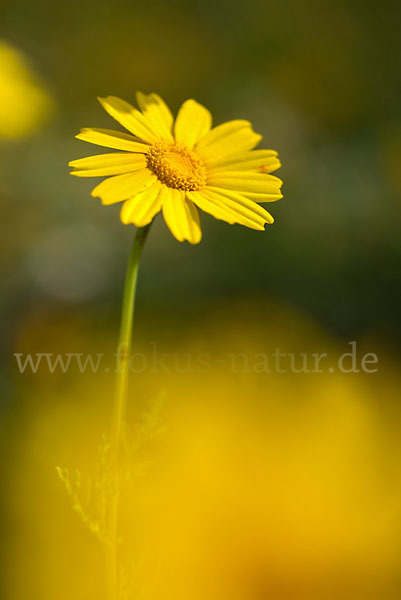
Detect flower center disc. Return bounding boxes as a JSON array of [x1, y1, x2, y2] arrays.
[[146, 142, 206, 191]]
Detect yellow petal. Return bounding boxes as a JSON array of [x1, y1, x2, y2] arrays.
[[69, 152, 147, 177], [195, 120, 261, 162], [188, 188, 273, 230], [76, 128, 149, 153], [208, 149, 281, 173], [206, 172, 283, 202], [98, 96, 161, 144], [162, 187, 202, 244], [120, 180, 163, 226], [174, 99, 212, 149], [187, 190, 238, 225], [136, 92, 174, 142], [91, 169, 156, 205]]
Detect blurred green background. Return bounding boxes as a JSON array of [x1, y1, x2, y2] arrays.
[[1, 0, 401, 343], [1, 1, 401, 598]]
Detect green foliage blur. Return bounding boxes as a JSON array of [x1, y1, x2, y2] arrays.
[[1, 0, 401, 342]]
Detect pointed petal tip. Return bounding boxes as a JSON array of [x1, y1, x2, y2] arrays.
[[75, 129, 92, 140], [97, 96, 112, 108]]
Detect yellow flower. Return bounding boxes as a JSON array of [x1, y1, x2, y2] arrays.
[[69, 93, 283, 244], [0, 40, 55, 139]]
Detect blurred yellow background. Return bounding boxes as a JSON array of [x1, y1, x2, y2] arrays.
[[1, 0, 401, 598]]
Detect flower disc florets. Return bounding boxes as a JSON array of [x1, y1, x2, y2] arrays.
[[146, 142, 207, 191]]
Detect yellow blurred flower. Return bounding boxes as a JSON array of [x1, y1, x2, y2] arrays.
[[0, 40, 54, 139], [69, 93, 283, 243]]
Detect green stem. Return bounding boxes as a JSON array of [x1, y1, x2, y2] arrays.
[[112, 223, 152, 452], [108, 223, 152, 599]]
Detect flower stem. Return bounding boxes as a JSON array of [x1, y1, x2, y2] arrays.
[[112, 223, 152, 453], [108, 223, 152, 599]]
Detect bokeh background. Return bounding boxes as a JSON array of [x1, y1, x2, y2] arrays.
[[1, 0, 401, 598]]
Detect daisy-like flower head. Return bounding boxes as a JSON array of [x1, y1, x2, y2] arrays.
[[69, 93, 283, 244]]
